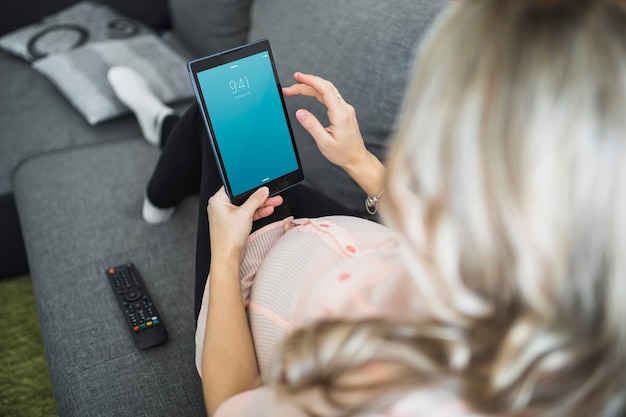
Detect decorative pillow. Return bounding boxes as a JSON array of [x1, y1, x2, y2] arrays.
[[0, 1, 154, 62], [32, 34, 193, 125]]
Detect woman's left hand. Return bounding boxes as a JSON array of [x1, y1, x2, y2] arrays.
[[282, 72, 369, 173], [283, 72, 388, 201], [208, 186, 283, 260]]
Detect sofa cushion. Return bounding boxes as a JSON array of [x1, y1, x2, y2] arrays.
[[13, 140, 205, 416], [249, 0, 448, 212], [166, 0, 252, 57]]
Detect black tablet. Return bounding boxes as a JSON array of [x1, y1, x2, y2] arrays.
[[188, 39, 304, 205]]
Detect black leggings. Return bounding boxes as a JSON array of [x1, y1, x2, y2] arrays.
[[146, 103, 374, 321]]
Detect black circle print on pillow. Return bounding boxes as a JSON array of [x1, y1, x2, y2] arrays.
[[106, 19, 139, 39], [27, 24, 89, 59]]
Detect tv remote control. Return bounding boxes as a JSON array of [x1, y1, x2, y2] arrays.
[[105, 263, 169, 349]]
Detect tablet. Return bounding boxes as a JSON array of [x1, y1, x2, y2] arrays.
[[188, 39, 304, 205]]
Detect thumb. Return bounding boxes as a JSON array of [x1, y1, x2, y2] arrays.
[[296, 109, 331, 144], [240, 186, 270, 215]]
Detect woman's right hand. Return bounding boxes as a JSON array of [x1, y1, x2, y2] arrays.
[[282, 72, 369, 173], [207, 186, 282, 262]]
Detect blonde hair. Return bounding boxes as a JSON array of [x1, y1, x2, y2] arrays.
[[272, 1, 626, 415]]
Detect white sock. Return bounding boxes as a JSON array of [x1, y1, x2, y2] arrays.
[[142, 194, 175, 224], [107, 66, 175, 146]]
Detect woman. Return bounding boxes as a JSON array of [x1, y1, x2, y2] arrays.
[[110, 0, 626, 415]]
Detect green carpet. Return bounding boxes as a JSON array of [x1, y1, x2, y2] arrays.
[[0, 274, 58, 417]]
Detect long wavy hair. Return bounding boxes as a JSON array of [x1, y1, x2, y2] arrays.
[[270, 1, 626, 416]]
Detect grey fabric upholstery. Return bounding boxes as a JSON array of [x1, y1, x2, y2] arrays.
[[8, 1, 449, 415], [166, 0, 252, 57], [14, 140, 204, 416]]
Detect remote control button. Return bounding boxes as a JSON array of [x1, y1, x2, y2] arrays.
[[124, 290, 143, 302]]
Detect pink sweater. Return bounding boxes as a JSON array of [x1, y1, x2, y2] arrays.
[[196, 216, 482, 417]]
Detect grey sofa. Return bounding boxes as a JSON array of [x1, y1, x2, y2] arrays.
[[4, 0, 447, 415]]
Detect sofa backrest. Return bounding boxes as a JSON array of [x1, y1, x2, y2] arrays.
[[166, 0, 252, 56]]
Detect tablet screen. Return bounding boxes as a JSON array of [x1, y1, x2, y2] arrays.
[[188, 40, 303, 204]]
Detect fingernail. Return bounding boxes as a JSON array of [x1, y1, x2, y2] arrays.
[[296, 109, 306, 121], [259, 187, 269, 197]]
